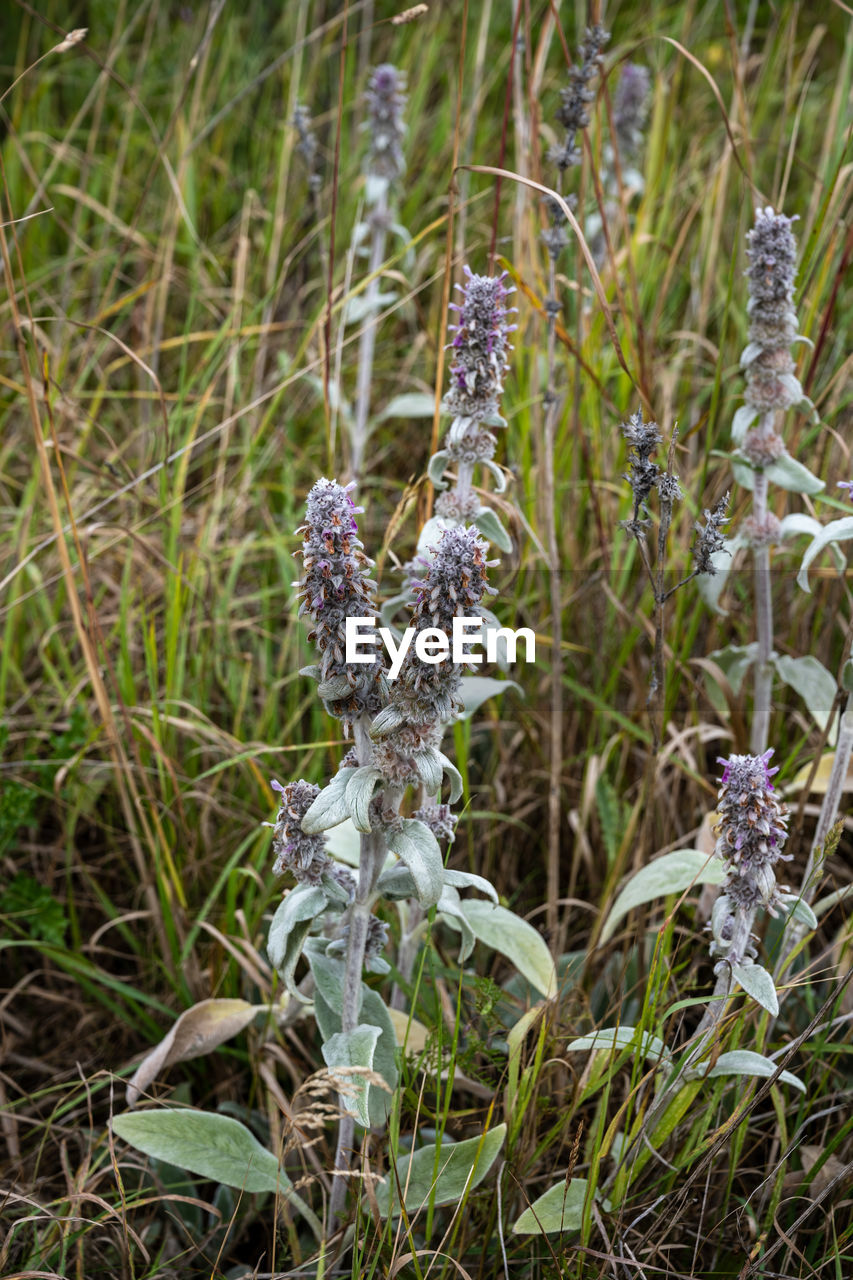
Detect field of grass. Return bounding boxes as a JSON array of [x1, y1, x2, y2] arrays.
[[1, 1, 852, 1276]]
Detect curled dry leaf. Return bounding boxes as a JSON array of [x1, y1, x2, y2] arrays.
[[127, 998, 260, 1106]]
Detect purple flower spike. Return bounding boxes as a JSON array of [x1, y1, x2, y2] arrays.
[[709, 751, 791, 973], [294, 478, 386, 725], [742, 208, 803, 419]]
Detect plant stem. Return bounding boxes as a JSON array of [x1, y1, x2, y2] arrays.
[[543, 248, 563, 947], [350, 188, 388, 483], [329, 717, 398, 1227], [751, 421, 775, 753]]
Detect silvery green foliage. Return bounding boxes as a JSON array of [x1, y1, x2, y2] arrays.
[[709, 751, 791, 1004], [294, 479, 387, 724], [364, 64, 407, 189]]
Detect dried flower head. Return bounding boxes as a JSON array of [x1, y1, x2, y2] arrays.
[[691, 493, 730, 574], [365, 64, 407, 186], [555, 25, 610, 141], [743, 208, 803, 415], [442, 266, 516, 430], [621, 409, 662, 514], [294, 478, 386, 724], [709, 750, 791, 971]]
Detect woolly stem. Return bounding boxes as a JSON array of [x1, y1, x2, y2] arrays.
[[751, 459, 774, 755], [350, 187, 389, 483]]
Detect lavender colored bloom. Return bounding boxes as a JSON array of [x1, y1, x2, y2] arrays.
[[442, 267, 516, 431], [743, 208, 802, 416], [372, 526, 496, 783], [612, 63, 650, 166], [364, 64, 406, 186], [709, 750, 791, 972], [293, 104, 322, 193], [294, 478, 386, 725], [838, 481, 853, 498], [271, 779, 332, 885]]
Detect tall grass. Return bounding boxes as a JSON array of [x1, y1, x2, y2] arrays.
[[1, 1, 852, 1276]]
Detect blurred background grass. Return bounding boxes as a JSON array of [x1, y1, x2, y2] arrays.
[[1, 1, 851, 1275]]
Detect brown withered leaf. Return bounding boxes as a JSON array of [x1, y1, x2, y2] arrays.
[[127, 998, 260, 1106], [781, 1144, 851, 1199]]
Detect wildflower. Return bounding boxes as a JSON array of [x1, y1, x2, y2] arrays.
[[294, 479, 386, 725], [838, 481, 853, 498], [271, 779, 332, 885], [293, 104, 322, 193], [709, 751, 791, 971], [612, 63, 651, 167], [442, 267, 516, 430], [554, 25, 610, 147], [364, 64, 407, 186], [691, 493, 730, 574], [743, 208, 802, 416], [372, 526, 496, 783]]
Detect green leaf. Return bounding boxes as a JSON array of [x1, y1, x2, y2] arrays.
[[600, 850, 725, 944], [0, 873, 67, 945], [461, 901, 557, 999], [773, 654, 837, 734], [436, 885, 477, 962], [473, 506, 512, 553], [731, 405, 758, 444], [111, 1109, 285, 1194], [512, 1177, 589, 1235], [345, 766, 383, 833], [731, 962, 779, 1016], [696, 535, 745, 615], [268, 884, 329, 995], [436, 751, 464, 802], [305, 944, 348, 1016], [796, 517, 853, 592], [373, 1123, 506, 1216], [732, 453, 825, 495], [301, 768, 356, 834], [455, 676, 522, 721], [385, 818, 444, 908], [379, 392, 436, 420], [702, 1049, 805, 1093], [442, 868, 499, 903], [321, 1025, 382, 1127], [565, 1025, 670, 1065], [779, 513, 823, 542], [777, 893, 818, 931], [427, 450, 450, 490], [314, 987, 399, 1127], [411, 747, 443, 792], [417, 515, 453, 555]]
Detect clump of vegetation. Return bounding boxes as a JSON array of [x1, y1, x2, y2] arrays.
[[1, 3, 852, 1278]]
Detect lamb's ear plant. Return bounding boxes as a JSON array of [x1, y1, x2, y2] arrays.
[[349, 64, 407, 484], [110, 272, 554, 1238]]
